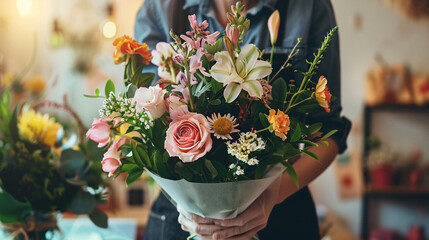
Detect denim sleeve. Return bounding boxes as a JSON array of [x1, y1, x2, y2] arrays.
[[134, 0, 173, 80], [305, 0, 351, 153]]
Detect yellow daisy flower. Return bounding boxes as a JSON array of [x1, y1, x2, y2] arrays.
[[18, 109, 62, 147]]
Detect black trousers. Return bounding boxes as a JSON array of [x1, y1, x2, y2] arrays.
[[143, 187, 320, 240]]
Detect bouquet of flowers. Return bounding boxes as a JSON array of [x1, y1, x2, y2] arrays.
[[87, 1, 337, 223], [0, 87, 109, 239]]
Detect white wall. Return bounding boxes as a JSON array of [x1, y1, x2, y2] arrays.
[[310, 0, 429, 236], [0, 0, 144, 126]]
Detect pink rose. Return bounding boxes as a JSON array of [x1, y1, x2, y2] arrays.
[[101, 138, 127, 177], [165, 94, 189, 120], [132, 85, 167, 119], [165, 113, 212, 162], [86, 117, 111, 147]]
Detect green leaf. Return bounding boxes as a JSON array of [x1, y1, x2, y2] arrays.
[[104, 79, 115, 98], [259, 112, 270, 128], [302, 150, 319, 161], [295, 103, 321, 113], [210, 99, 221, 106], [255, 164, 268, 179], [322, 129, 338, 139], [282, 161, 299, 188], [154, 150, 170, 178], [0, 191, 31, 224], [132, 143, 151, 169], [211, 161, 228, 179], [210, 78, 223, 94], [283, 148, 302, 160], [10, 101, 23, 142], [271, 78, 287, 104], [204, 159, 218, 179], [174, 162, 193, 181], [151, 119, 166, 151], [321, 140, 329, 146], [89, 208, 108, 228], [206, 38, 223, 54], [308, 122, 323, 135], [95, 88, 100, 96], [298, 140, 318, 147], [83, 94, 105, 98], [290, 123, 301, 142], [60, 149, 86, 177], [70, 191, 96, 214], [126, 84, 138, 98], [126, 165, 143, 187], [131, 72, 155, 88]]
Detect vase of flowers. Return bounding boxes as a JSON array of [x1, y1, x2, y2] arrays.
[[0, 86, 109, 239]]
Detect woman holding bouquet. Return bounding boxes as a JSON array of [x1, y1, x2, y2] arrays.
[[135, 0, 351, 239]]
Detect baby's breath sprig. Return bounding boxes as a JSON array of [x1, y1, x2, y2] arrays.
[[226, 132, 265, 165], [100, 92, 153, 131]]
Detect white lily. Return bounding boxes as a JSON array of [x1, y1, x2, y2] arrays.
[[151, 42, 178, 83], [210, 44, 272, 103]]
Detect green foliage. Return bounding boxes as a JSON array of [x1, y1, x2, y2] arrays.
[[0, 191, 31, 224], [104, 79, 115, 98], [126, 165, 143, 187], [131, 71, 155, 88], [70, 191, 96, 215], [89, 208, 108, 229], [322, 129, 338, 139], [282, 161, 299, 188], [206, 38, 223, 54]]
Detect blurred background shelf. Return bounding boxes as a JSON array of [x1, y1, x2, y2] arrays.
[[365, 104, 429, 112], [365, 185, 429, 197]]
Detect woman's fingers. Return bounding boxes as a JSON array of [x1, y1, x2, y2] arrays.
[[226, 224, 267, 240], [211, 215, 266, 240], [178, 212, 224, 235]]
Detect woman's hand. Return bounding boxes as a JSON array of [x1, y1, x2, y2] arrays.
[[177, 176, 282, 240]]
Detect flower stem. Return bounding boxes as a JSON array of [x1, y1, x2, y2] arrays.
[[254, 126, 270, 134], [269, 38, 301, 83], [285, 96, 312, 113], [285, 27, 338, 111], [187, 234, 197, 240], [267, 44, 275, 82]]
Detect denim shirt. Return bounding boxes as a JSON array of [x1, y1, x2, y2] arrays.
[[135, 0, 351, 153]]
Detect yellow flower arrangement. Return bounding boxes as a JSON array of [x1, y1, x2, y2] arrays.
[[18, 109, 62, 147]]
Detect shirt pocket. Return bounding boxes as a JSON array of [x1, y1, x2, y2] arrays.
[[144, 211, 166, 240]]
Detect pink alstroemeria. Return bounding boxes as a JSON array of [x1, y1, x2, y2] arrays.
[[180, 14, 220, 50], [101, 138, 127, 177], [189, 49, 210, 77], [172, 72, 198, 103], [86, 117, 111, 147]]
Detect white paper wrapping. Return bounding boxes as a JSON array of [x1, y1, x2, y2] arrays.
[[146, 163, 284, 219]]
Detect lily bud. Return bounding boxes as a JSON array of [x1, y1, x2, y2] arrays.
[[268, 10, 280, 45], [226, 25, 240, 48], [224, 36, 235, 61]]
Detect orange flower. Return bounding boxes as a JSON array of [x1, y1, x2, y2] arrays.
[[113, 35, 152, 65], [315, 76, 332, 113], [268, 109, 290, 141]]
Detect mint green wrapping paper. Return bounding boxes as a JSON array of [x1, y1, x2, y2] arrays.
[[146, 164, 284, 219]]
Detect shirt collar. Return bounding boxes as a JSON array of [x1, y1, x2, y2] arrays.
[[183, 0, 278, 15]]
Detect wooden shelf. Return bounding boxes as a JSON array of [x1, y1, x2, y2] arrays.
[[365, 185, 429, 197], [365, 104, 429, 112]]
